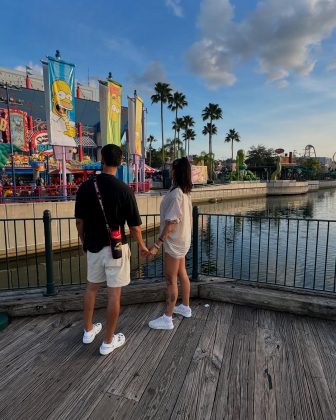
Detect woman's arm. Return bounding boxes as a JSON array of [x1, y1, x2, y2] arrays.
[[149, 221, 177, 256]]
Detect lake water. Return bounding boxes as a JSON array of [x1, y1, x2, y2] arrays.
[[195, 188, 336, 292]]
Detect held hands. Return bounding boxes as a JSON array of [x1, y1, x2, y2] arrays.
[[148, 245, 159, 257], [139, 245, 150, 258]]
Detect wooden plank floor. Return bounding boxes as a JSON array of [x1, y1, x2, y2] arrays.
[[1, 300, 336, 420]]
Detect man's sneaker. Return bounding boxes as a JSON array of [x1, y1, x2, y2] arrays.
[[99, 333, 126, 356], [148, 315, 174, 330], [83, 323, 102, 344], [173, 304, 192, 318]]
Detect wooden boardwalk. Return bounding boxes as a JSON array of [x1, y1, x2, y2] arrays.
[[1, 300, 336, 419]]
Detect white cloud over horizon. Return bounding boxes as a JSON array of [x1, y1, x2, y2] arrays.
[[131, 61, 168, 96], [188, 0, 336, 89], [15, 61, 42, 75], [165, 0, 183, 17]]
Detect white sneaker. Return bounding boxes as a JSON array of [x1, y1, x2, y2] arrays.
[[99, 333, 126, 356], [148, 315, 174, 330], [83, 323, 102, 344], [173, 304, 192, 318]]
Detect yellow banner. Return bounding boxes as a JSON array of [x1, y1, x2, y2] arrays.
[[99, 80, 122, 146], [134, 96, 143, 156]]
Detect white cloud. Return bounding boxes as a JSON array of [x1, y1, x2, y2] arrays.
[[105, 37, 145, 64], [165, 0, 183, 17], [132, 61, 168, 95], [188, 0, 336, 88], [327, 59, 336, 70], [15, 61, 43, 75]]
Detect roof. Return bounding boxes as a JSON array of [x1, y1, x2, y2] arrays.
[[75, 136, 97, 148]]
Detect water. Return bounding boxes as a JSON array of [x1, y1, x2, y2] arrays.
[[197, 189, 336, 292], [198, 189, 336, 220]]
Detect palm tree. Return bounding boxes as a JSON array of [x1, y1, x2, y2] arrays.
[[225, 128, 241, 163], [172, 117, 184, 158], [202, 123, 218, 179], [202, 103, 223, 178], [182, 115, 195, 156], [168, 92, 188, 159], [183, 128, 196, 157], [146, 135, 157, 167], [151, 82, 172, 166]]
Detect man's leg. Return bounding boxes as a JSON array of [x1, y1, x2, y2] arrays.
[[83, 281, 101, 332], [104, 287, 122, 344], [177, 257, 190, 307], [164, 253, 180, 317]]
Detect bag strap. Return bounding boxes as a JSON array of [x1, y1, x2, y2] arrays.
[[93, 178, 111, 233]]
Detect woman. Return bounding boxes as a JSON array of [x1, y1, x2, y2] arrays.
[[148, 157, 193, 330]]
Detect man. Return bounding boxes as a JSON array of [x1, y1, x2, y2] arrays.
[[75, 144, 148, 356]]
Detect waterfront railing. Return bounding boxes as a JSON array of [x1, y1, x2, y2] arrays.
[[1, 207, 336, 295]]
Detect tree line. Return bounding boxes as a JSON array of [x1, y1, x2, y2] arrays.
[[148, 82, 242, 178]]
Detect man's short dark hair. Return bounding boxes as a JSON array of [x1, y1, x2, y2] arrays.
[[101, 144, 122, 167]]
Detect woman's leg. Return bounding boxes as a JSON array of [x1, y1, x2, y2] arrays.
[[178, 257, 190, 307], [164, 253, 180, 317]]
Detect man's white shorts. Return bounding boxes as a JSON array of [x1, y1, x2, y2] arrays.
[[87, 244, 131, 288]]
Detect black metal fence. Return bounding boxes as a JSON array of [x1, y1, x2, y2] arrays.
[[0, 211, 167, 292], [197, 212, 336, 293], [1, 208, 336, 295]]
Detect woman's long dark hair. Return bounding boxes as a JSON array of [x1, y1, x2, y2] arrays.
[[172, 157, 192, 194]]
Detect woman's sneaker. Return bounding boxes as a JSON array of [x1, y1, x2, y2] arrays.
[[83, 323, 102, 344], [173, 304, 192, 318], [148, 315, 174, 330], [99, 333, 126, 356]]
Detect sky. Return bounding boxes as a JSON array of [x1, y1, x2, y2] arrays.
[[3, 0, 336, 159]]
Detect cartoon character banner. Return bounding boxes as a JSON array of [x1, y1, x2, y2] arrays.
[[1, 109, 28, 151], [192, 165, 208, 184], [128, 96, 143, 156], [43, 57, 76, 147], [99, 80, 122, 146]]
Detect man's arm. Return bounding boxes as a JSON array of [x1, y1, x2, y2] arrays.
[[76, 218, 85, 246], [129, 225, 149, 257]]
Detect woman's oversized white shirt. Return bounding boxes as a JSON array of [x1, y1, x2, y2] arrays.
[[159, 187, 192, 258]]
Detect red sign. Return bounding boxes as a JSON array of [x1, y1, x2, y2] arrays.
[[275, 148, 285, 154], [31, 130, 49, 150]]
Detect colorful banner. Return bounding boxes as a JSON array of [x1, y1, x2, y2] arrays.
[[99, 80, 122, 146], [1, 109, 28, 151], [43, 57, 76, 147], [192, 165, 208, 184], [128, 96, 143, 156]]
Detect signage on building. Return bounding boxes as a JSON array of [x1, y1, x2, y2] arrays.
[[0, 117, 7, 131], [0, 109, 28, 151], [43, 57, 76, 147]]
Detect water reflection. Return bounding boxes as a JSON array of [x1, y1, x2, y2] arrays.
[[198, 189, 336, 292]]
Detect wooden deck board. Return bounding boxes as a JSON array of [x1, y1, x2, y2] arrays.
[[1, 300, 336, 420], [170, 302, 233, 420]]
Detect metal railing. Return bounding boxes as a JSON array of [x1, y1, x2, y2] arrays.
[[0, 211, 167, 292], [1, 207, 336, 295], [0, 185, 77, 202], [196, 212, 336, 293], [0, 181, 151, 203]]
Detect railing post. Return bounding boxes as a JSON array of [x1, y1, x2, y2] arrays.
[[192, 206, 199, 281], [43, 210, 57, 296]]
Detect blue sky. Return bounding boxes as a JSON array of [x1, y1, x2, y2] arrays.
[[3, 0, 336, 158]]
